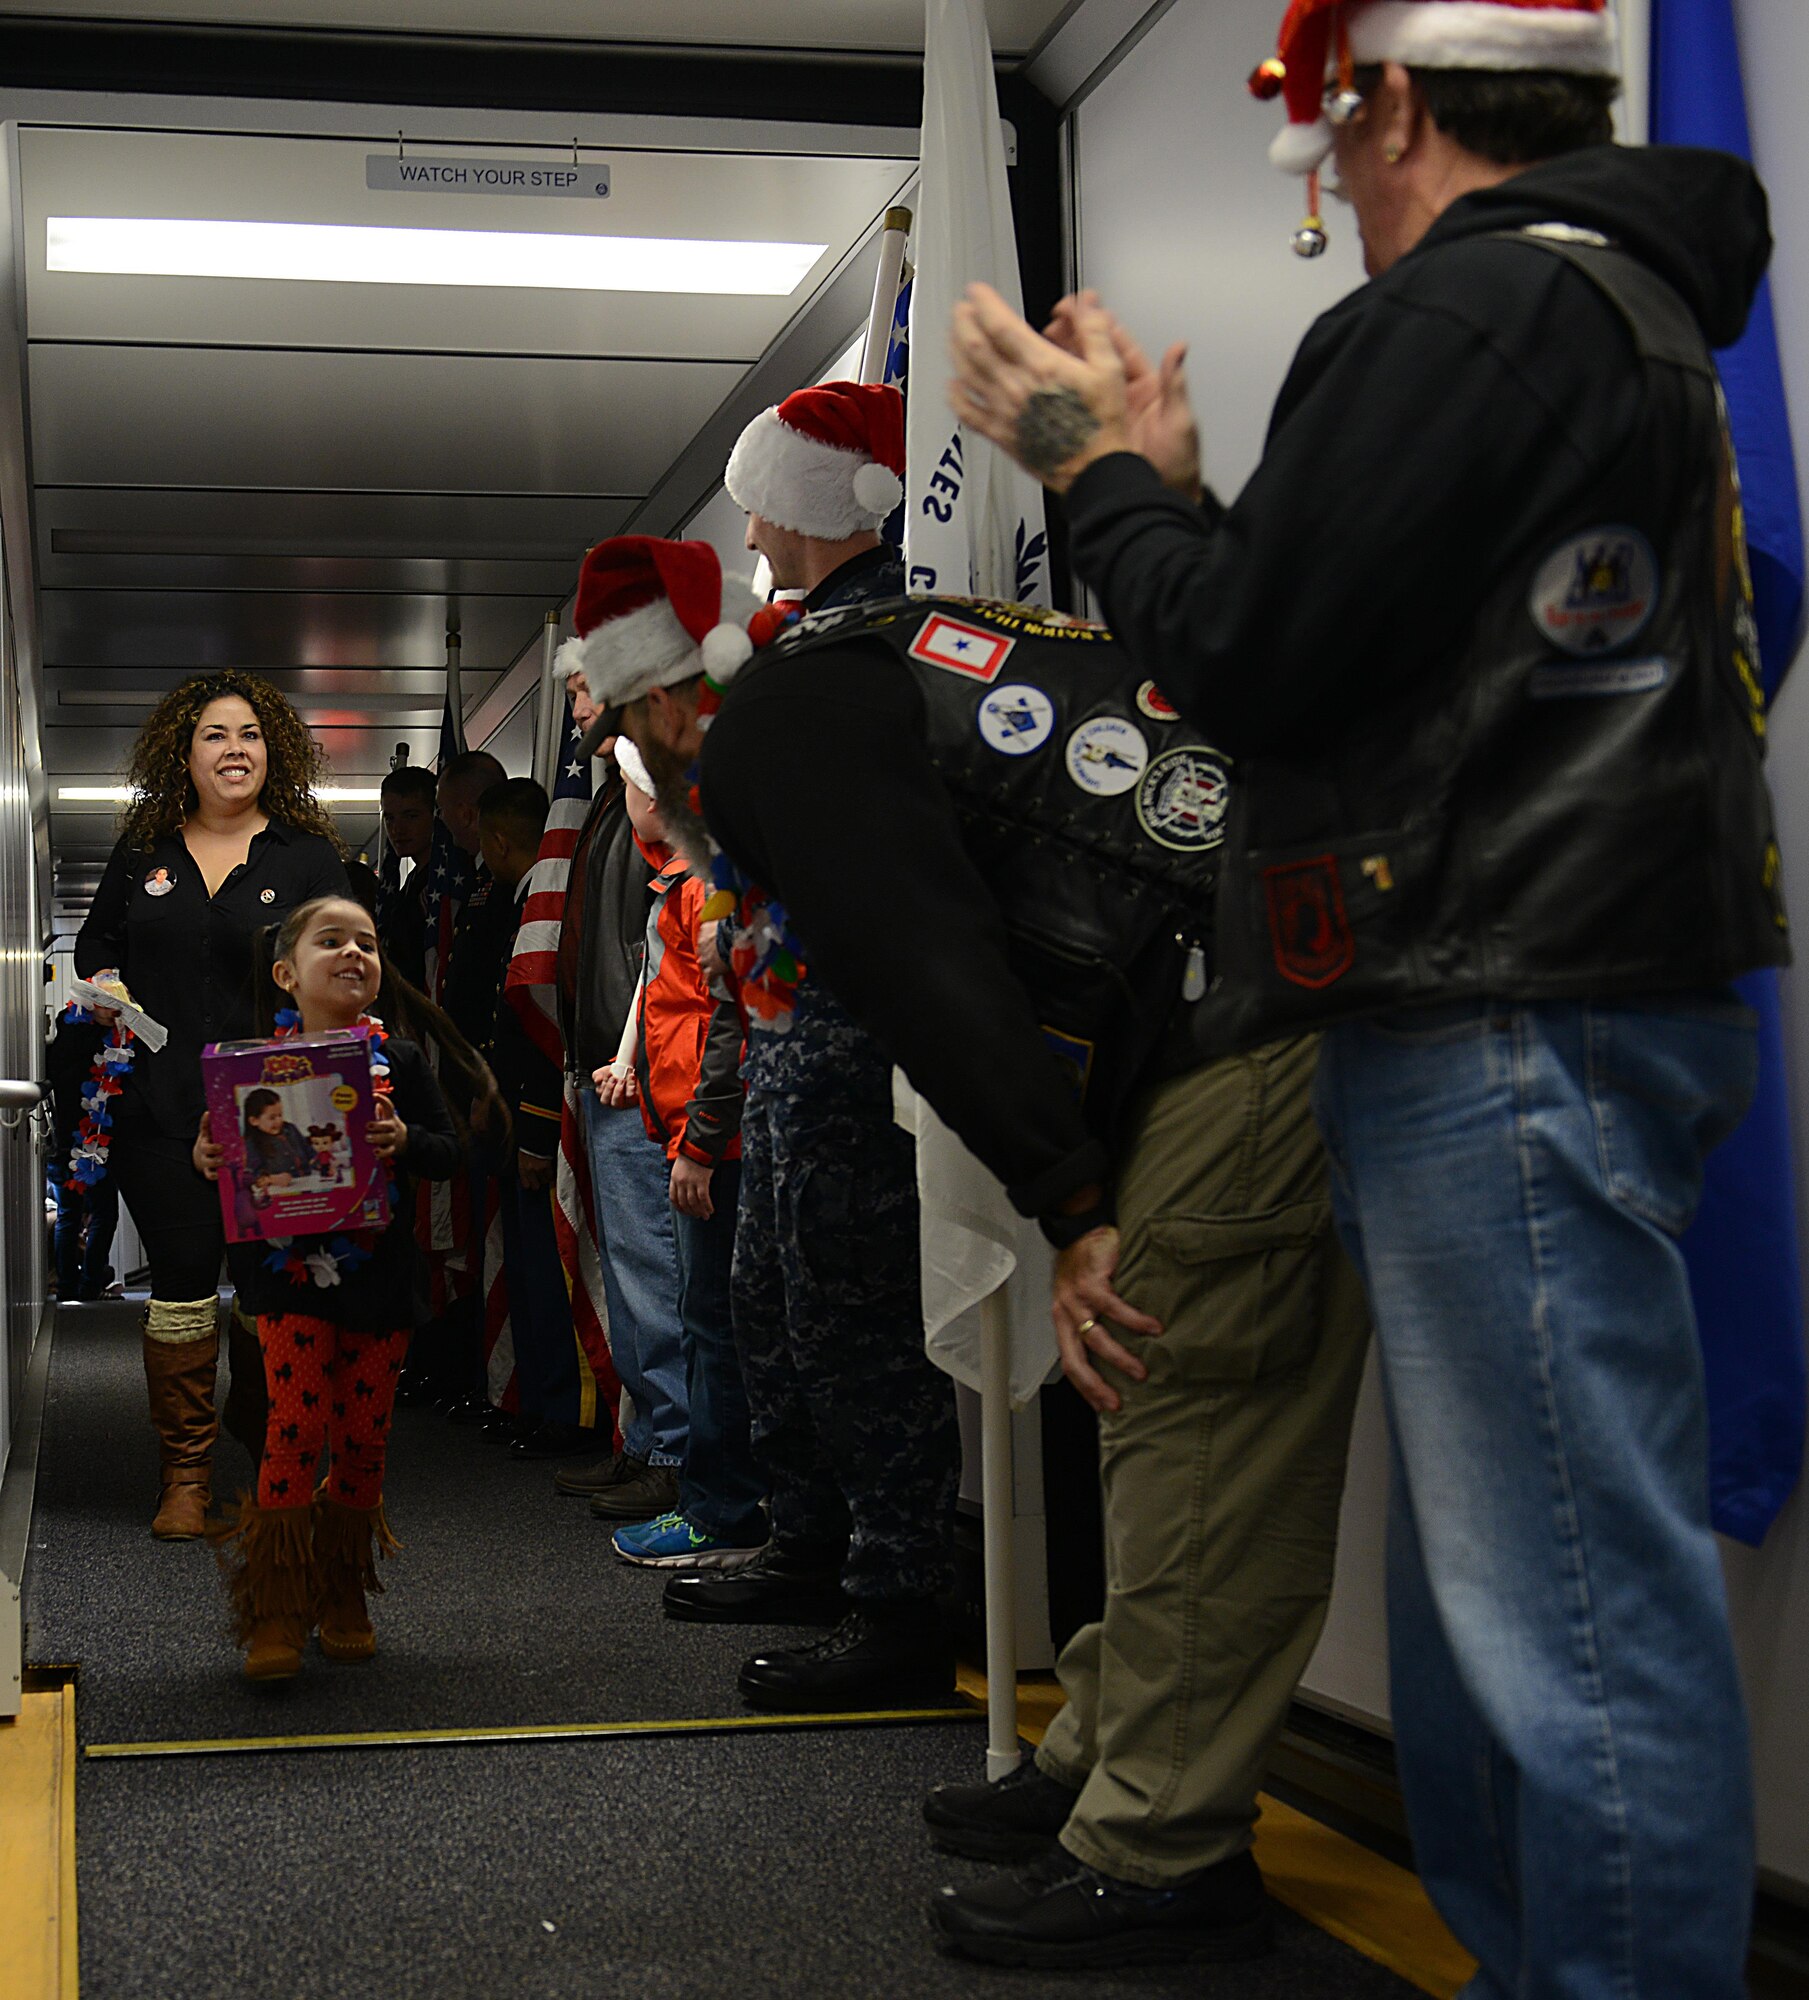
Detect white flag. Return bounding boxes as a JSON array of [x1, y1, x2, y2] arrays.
[[904, 0, 1050, 606], [902, 0, 1059, 1406]]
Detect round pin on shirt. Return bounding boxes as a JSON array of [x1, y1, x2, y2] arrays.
[[978, 684, 1055, 757], [1065, 716, 1148, 797], [143, 868, 174, 897]]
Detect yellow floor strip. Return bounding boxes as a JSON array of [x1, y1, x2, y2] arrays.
[[0, 1680, 79, 2000], [1254, 1793, 1476, 1999], [956, 1669, 1475, 2000], [87, 1701, 983, 1761]]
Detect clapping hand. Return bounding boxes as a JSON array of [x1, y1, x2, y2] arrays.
[[1045, 294, 1201, 502]]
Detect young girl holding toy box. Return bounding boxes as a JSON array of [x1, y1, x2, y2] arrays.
[[196, 893, 463, 1682]]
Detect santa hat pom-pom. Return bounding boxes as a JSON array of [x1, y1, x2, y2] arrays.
[[1269, 116, 1334, 175], [852, 461, 903, 517], [553, 636, 590, 680], [701, 621, 755, 683]]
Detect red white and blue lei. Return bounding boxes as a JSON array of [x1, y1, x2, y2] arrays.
[[62, 995, 136, 1192]]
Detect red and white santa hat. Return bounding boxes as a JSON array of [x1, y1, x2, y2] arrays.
[[1252, 0, 1621, 177], [724, 380, 905, 540], [555, 536, 762, 709]]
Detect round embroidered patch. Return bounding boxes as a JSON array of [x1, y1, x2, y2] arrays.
[[978, 684, 1055, 757], [1135, 748, 1231, 851], [1064, 716, 1148, 797], [1528, 527, 1658, 656]]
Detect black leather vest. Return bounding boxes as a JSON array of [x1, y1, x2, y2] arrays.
[[752, 595, 1230, 1139], [1203, 233, 1788, 1051]]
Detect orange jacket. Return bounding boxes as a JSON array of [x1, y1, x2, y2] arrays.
[[632, 842, 744, 1165]]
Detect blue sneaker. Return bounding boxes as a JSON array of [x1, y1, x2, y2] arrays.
[[611, 1511, 768, 1571]]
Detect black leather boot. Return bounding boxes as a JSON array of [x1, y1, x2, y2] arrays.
[[927, 1846, 1274, 1969], [662, 1543, 846, 1626], [737, 1599, 955, 1712], [923, 1760, 1079, 1861]]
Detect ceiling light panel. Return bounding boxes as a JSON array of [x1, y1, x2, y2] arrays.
[[47, 217, 828, 296]]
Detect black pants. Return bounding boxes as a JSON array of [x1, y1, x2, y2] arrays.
[[111, 1108, 257, 1302]]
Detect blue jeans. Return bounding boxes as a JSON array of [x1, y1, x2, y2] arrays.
[[672, 1160, 765, 1542], [55, 1173, 119, 1296], [1314, 998, 1757, 2000], [580, 1091, 687, 1468]]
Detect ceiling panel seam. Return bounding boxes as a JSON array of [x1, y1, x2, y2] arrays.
[[34, 484, 646, 499], [20, 122, 918, 162], [27, 341, 766, 363]]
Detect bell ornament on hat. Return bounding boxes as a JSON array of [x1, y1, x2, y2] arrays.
[[725, 379, 906, 540], [1250, 0, 1621, 255]]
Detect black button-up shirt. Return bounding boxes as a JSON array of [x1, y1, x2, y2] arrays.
[[75, 819, 349, 1140]]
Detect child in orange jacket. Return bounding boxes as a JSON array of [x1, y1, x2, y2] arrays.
[[608, 742, 766, 1568]]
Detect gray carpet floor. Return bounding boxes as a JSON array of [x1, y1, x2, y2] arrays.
[[27, 1302, 891, 1747], [33, 1304, 1422, 1999]]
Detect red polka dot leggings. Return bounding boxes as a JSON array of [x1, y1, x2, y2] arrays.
[[256, 1313, 410, 1511]]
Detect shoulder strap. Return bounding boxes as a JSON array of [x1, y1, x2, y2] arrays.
[[1489, 225, 1713, 378]]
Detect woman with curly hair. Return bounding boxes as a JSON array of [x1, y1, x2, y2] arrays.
[[75, 671, 348, 1537]]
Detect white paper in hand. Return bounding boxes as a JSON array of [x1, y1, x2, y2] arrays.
[[71, 975, 169, 1053]]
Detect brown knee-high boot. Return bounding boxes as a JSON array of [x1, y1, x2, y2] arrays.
[[143, 1297, 221, 1538], [213, 1497, 316, 1681], [311, 1496, 400, 1662]]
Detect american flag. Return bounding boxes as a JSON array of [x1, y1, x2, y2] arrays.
[[417, 695, 475, 1304], [500, 692, 620, 1435], [421, 696, 474, 1005], [503, 696, 590, 1062], [482, 1177, 518, 1413]]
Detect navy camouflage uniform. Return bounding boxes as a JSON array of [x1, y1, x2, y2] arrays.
[[732, 547, 961, 1601]]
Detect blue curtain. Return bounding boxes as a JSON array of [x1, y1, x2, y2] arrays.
[[1653, 0, 1807, 1544]]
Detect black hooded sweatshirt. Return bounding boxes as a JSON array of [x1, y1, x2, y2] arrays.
[[1065, 145, 1772, 757]]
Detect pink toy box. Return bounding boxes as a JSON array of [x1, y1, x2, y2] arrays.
[[202, 1029, 389, 1246]]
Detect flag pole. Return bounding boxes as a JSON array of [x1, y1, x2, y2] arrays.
[[445, 618, 466, 756], [1619, 0, 1652, 144], [859, 206, 913, 384], [532, 611, 563, 790], [979, 1286, 1022, 1778]]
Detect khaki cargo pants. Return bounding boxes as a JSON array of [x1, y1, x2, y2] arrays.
[[1037, 1034, 1371, 1886]]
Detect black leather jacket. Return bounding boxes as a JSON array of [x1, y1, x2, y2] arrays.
[[1068, 148, 1789, 1048], [1201, 235, 1786, 1046], [702, 596, 1228, 1216]]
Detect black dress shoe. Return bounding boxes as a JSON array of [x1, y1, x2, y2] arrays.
[[509, 1420, 593, 1461], [441, 1391, 491, 1427], [927, 1846, 1273, 1969], [392, 1368, 436, 1408], [923, 1760, 1079, 1862], [738, 1602, 955, 1712], [662, 1544, 847, 1625]]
